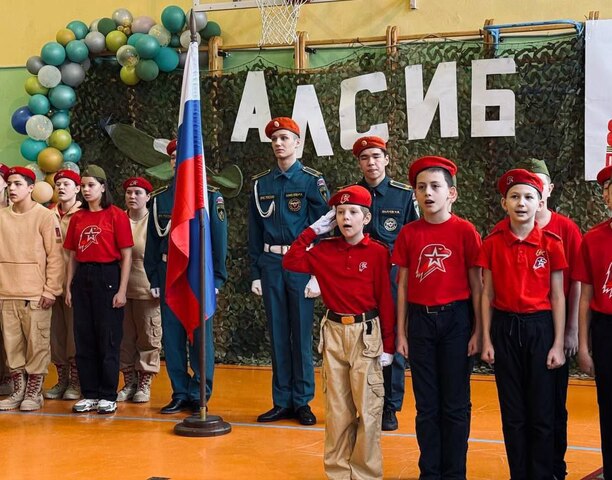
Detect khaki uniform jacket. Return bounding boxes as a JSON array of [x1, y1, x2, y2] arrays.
[[51, 201, 82, 294]]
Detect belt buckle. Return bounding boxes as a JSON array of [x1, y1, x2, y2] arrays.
[[341, 315, 354, 325], [425, 305, 439, 315]]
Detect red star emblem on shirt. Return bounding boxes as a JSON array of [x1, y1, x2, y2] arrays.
[[416, 244, 452, 282], [79, 225, 102, 252]]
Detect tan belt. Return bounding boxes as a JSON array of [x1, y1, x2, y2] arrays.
[[162, 253, 168, 262], [264, 243, 291, 255]]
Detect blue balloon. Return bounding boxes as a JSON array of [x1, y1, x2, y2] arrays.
[[49, 85, 77, 110], [11, 106, 33, 135], [20, 138, 48, 162], [62, 142, 82, 162], [51, 111, 70, 129]]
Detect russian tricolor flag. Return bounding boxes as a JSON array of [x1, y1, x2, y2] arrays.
[[165, 39, 216, 341]]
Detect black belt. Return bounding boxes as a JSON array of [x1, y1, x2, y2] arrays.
[[326, 309, 378, 325], [411, 301, 460, 315]]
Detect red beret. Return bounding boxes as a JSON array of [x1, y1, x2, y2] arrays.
[[54, 169, 81, 185], [166, 139, 177, 156], [123, 177, 153, 193], [7, 166, 36, 183], [352, 136, 387, 157], [408, 156, 458, 187], [0, 163, 9, 181], [265, 117, 300, 138], [596, 165, 612, 186], [329, 185, 372, 208], [497, 169, 544, 197]]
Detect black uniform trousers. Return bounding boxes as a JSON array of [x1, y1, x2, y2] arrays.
[[553, 357, 569, 479], [72, 262, 124, 402], [491, 309, 555, 480], [408, 300, 472, 480], [591, 310, 612, 478]]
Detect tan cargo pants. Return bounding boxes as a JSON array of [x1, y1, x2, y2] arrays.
[[0, 300, 52, 374], [320, 316, 385, 480], [120, 298, 162, 373], [50, 297, 75, 365]]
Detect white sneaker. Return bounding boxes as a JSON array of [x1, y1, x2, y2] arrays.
[[72, 398, 98, 413], [97, 399, 117, 414]]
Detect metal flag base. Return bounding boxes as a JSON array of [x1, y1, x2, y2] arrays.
[[174, 413, 232, 437]]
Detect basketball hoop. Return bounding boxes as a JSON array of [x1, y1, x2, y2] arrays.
[[254, 0, 310, 46]]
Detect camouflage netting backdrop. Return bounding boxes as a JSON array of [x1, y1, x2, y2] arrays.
[[70, 34, 608, 366]]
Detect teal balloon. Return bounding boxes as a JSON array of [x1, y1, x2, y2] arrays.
[[28, 94, 50, 115], [65, 40, 89, 63], [41, 42, 66, 66], [135, 35, 160, 59], [161, 6, 185, 34], [201, 21, 221, 40], [49, 85, 77, 109], [62, 142, 82, 163], [169, 34, 181, 48], [97, 17, 116, 36], [127, 32, 146, 47], [20, 138, 48, 162], [51, 111, 70, 129], [135, 59, 159, 81], [154, 47, 179, 72], [67, 20, 89, 40]]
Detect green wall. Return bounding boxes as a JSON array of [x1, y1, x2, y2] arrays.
[[1, 68, 32, 167]]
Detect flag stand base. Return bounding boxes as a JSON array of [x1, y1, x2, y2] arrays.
[[174, 414, 232, 437]]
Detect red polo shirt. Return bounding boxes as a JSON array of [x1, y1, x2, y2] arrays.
[[541, 212, 581, 296], [477, 218, 567, 313], [391, 214, 482, 306], [573, 219, 612, 315], [64, 206, 134, 263], [282, 227, 396, 353]]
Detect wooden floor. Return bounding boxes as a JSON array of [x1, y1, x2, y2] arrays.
[[0, 365, 603, 480]]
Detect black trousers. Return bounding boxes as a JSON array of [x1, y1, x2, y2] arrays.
[[553, 360, 569, 480], [408, 300, 472, 480], [72, 263, 124, 402], [491, 309, 555, 480], [591, 310, 612, 478]]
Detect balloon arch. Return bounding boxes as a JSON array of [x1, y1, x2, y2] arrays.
[[9, 5, 221, 203]]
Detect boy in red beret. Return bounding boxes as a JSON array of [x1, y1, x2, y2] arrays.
[[44, 169, 83, 401], [576, 165, 612, 478], [0, 163, 8, 208], [283, 185, 395, 480], [479, 168, 566, 480], [392, 156, 482, 479], [0, 167, 64, 411], [117, 177, 161, 404]]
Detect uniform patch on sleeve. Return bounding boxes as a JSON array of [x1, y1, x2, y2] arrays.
[[318, 178, 329, 201], [55, 226, 63, 243]]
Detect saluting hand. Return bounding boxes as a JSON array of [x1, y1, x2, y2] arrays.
[[309, 209, 337, 236]]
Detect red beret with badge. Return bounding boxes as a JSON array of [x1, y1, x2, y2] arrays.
[[352, 136, 387, 157], [408, 156, 458, 187], [7, 166, 36, 183], [123, 176, 153, 193], [328, 185, 372, 208], [596, 165, 612, 186], [0, 163, 9, 181], [497, 168, 544, 197], [54, 169, 81, 185], [166, 139, 177, 156], [265, 117, 300, 138]]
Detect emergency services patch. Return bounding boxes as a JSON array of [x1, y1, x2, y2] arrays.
[[216, 197, 226, 221], [288, 197, 302, 212], [383, 218, 398, 231], [318, 178, 329, 201]]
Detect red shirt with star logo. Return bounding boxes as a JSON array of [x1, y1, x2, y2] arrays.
[[391, 214, 482, 306], [573, 219, 612, 315], [477, 217, 567, 313], [282, 227, 396, 353], [64, 206, 134, 263]]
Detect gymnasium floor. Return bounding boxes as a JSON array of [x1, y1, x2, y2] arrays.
[[0, 365, 603, 480]]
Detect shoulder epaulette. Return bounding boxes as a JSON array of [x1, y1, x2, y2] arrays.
[[302, 166, 323, 177], [207, 184, 220, 193], [251, 169, 271, 181], [389, 179, 411, 191], [150, 185, 169, 198], [335, 182, 357, 192]]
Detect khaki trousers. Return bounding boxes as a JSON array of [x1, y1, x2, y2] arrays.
[[321, 317, 385, 480], [0, 337, 8, 378], [50, 297, 75, 365], [0, 300, 52, 374], [120, 298, 162, 373]]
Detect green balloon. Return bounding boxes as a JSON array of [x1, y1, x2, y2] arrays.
[[127, 32, 146, 47], [67, 20, 89, 40], [65, 40, 89, 63], [48, 129, 72, 150], [154, 47, 179, 72], [51, 111, 70, 129], [135, 59, 159, 81], [169, 34, 181, 48], [97, 17, 116, 36], [28, 94, 50, 115], [20, 138, 48, 162], [161, 6, 186, 34], [135, 35, 160, 59], [49, 85, 77, 110], [201, 21, 221, 40], [41, 42, 66, 66]]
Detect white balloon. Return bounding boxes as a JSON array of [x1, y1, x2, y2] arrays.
[[112, 8, 133, 27], [25, 163, 45, 182], [187, 9, 208, 31], [26, 115, 54, 141], [180, 30, 201, 49], [38, 65, 62, 88], [61, 161, 80, 174], [90, 18, 100, 32]]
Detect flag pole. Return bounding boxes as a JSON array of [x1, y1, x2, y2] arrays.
[[174, 6, 230, 438]]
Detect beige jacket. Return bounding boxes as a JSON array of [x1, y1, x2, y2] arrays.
[[51, 201, 82, 294], [126, 211, 154, 300], [0, 203, 64, 301]]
